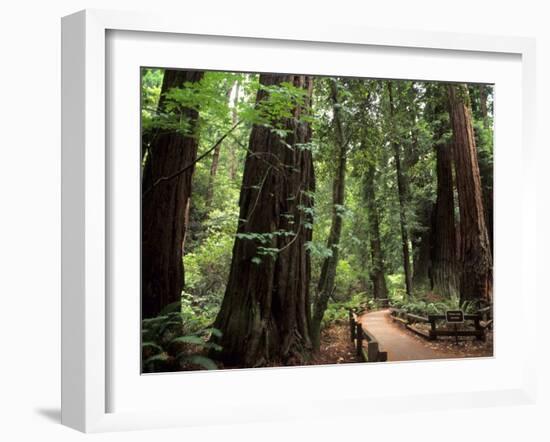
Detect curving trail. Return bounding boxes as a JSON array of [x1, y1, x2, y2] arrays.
[[358, 309, 454, 362]]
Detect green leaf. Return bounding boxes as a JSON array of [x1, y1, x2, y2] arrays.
[[205, 327, 223, 338], [158, 320, 182, 335], [142, 315, 168, 326], [170, 335, 205, 345], [159, 301, 182, 315], [202, 342, 223, 351], [179, 355, 218, 370], [141, 342, 163, 353], [144, 353, 169, 365]]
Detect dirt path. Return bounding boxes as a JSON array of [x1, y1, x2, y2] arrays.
[[358, 309, 454, 362]]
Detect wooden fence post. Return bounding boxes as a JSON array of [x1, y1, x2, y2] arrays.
[[349, 310, 356, 342], [356, 323, 363, 359], [428, 316, 437, 340], [473, 315, 484, 341], [367, 341, 379, 362]]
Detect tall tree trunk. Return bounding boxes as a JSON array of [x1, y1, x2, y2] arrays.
[[412, 202, 433, 288], [468, 84, 493, 254], [387, 82, 413, 299], [141, 70, 204, 319], [311, 79, 347, 350], [213, 74, 315, 367], [447, 84, 492, 303], [476, 84, 493, 254], [363, 155, 388, 300], [431, 142, 458, 297], [403, 82, 432, 289]]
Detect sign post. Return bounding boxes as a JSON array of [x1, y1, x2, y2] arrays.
[[445, 310, 464, 345]]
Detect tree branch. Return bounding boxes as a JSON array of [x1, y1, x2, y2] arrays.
[[143, 120, 243, 197]]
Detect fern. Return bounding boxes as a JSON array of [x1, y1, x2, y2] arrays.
[[141, 342, 163, 353], [170, 335, 205, 345], [144, 353, 169, 366], [177, 354, 218, 370]]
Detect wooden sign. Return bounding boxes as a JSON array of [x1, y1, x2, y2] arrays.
[[445, 310, 464, 323]]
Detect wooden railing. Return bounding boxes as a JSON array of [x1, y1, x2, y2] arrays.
[[348, 309, 387, 363], [478, 305, 493, 330], [389, 308, 489, 341]]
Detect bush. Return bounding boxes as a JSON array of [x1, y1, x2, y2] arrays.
[[321, 292, 363, 328], [141, 311, 222, 373], [387, 273, 406, 302], [391, 295, 479, 317]]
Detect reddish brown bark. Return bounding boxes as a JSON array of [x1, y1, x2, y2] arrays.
[[213, 74, 315, 367], [447, 84, 492, 303], [432, 142, 458, 297], [141, 70, 203, 319]]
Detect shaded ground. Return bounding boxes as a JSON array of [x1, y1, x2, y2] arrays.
[[311, 323, 357, 365], [358, 309, 493, 362]]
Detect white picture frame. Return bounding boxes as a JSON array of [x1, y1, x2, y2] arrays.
[[61, 9, 537, 433]]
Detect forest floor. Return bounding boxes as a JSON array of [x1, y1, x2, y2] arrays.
[[311, 323, 358, 365], [358, 309, 493, 362]]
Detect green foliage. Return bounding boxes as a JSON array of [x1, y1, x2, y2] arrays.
[[249, 81, 308, 128], [141, 69, 493, 370], [177, 354, 219, 370], [141, 68, 162, 114], [141, 311, 222, 373], [391, 294, 479, 317], [184, 222, 234, 309], [321, 292, 367, 328], [386, 273, 407, 301]]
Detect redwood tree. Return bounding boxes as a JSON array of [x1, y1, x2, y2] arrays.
[[426, 86, 459, 297], [311, 79, 347, 350], [431, 141, 458, 297], [141, 70, 204, 319], [387, 82, 413, 299], [447, 84, 492, 303], [213, 74, 315, 367], [363, 154, 389, 300]]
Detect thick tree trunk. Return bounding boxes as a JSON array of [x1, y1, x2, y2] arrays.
[[141, 70, 204, 319], [213, 74, 315, 367], [447, 84, 492, 303], [387, 82, 413, 299], [363, 157, 388, 300], [311, 79, 347, 350], [431, 142, 458, 297]]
